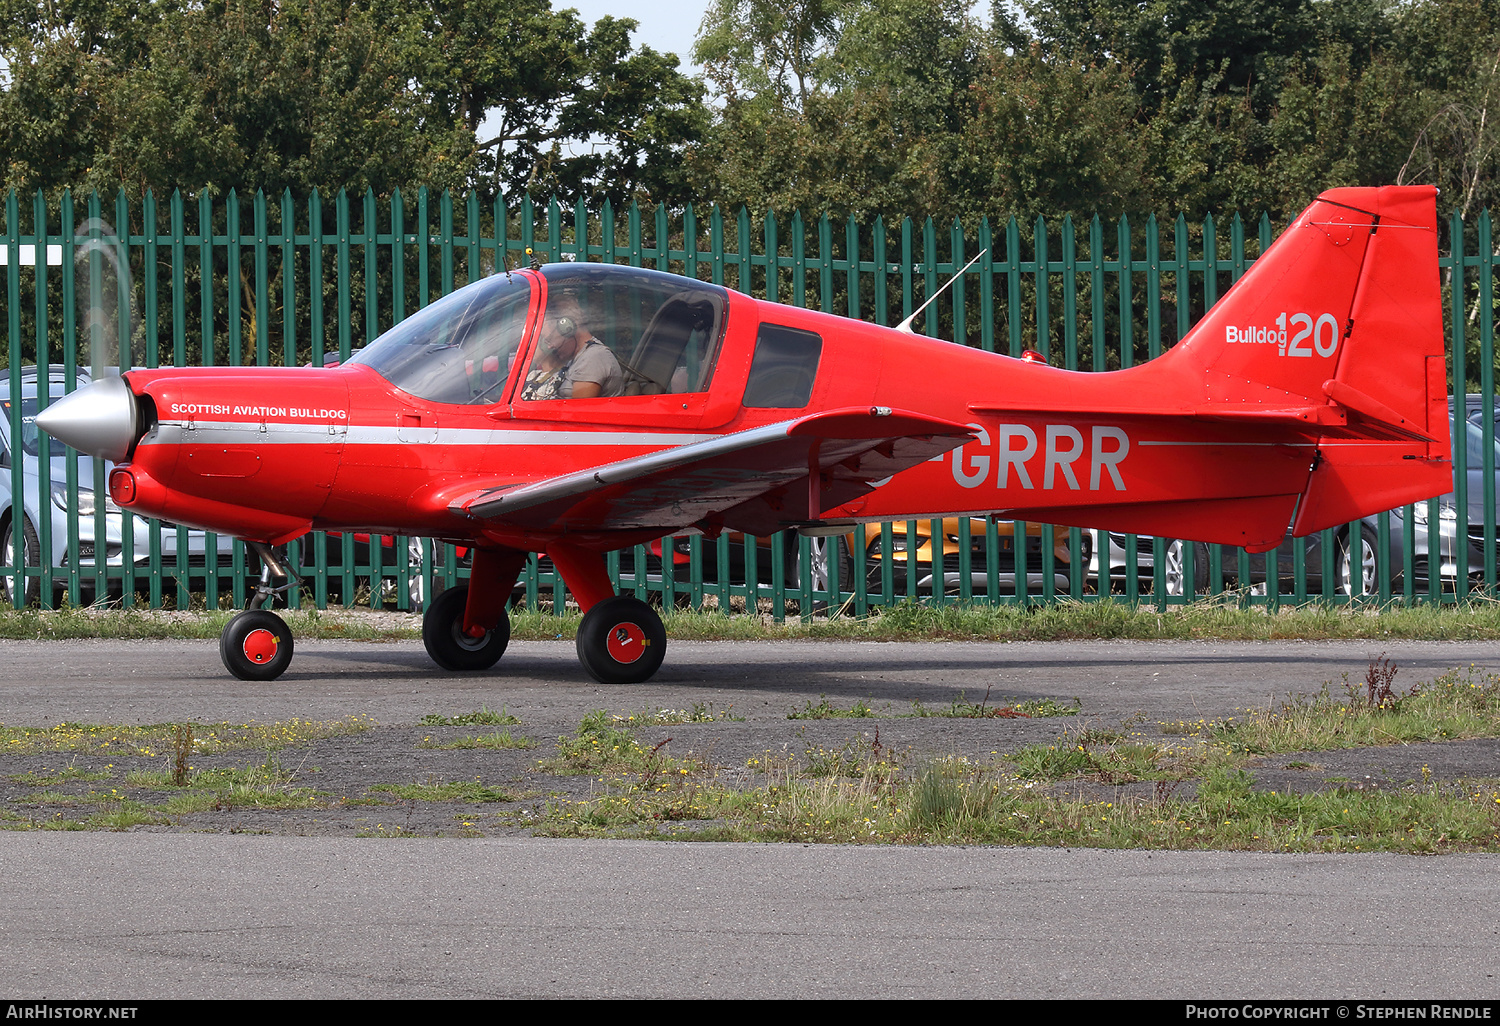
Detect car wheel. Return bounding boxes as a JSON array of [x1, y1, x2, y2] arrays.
[[422, 585, 509, 671], [219, 609, 295, 681], [1338, 527, 1379, 597], [575, 595, 667, 684], [379, 537, 428, 609], [2, 516, 40, 607], [787, 535, 855, 596], [1163, 539, 1210, 597]]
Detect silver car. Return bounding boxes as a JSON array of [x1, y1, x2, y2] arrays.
[[2, 366, 231, 606]]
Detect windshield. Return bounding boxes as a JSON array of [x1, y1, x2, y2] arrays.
[[347, 273, 533, 404], [1466, 420, 1500, 467]]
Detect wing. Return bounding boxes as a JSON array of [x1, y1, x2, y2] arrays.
[[449, 407, 975, 537]]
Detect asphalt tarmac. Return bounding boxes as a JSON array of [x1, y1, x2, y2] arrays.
[[2, 636, 1500, 999]]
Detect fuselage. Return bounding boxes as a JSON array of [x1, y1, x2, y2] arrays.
[[98, 261, 1330, 553]]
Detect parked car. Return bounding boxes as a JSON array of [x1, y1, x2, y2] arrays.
[[856, 518, 1082, 596], [2, 366, 232, 606], [615, 531, 848, 600], [610, 517, 1086, 604]]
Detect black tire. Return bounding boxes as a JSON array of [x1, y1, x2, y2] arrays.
[[220, 609, 295, 681], [576, 594, 666, 684], [1338, 526, 1379, 597], [2, 516, 40, 607], [423, 585, 510, 671], [1163, 539, 1210, 597]]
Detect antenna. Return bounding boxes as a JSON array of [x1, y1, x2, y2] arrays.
[[895, 249, 988, 336]]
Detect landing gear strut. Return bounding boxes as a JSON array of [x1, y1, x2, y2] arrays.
[[219, 542, 299, 681]]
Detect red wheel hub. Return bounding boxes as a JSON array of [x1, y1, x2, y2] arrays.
[[242, 628, 280, 665], [605, 621, 647, 664]]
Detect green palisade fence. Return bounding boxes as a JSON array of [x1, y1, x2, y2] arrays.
[[1, 188, 1493, 616]]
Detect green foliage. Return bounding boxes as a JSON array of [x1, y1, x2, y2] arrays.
[[542, 708, 706, 778], [0, 0, 706, 204], [368, 780, 516, 802], [690, 0, 1500, 225], [419, 707, 521, 727], [1209, 664, 1500, 753], [787, 696, 878, 719]]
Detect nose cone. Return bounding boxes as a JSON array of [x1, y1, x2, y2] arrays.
[[35, 375, 139, 463]]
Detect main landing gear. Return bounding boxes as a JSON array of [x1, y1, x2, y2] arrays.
[[416, 584, 666, 684], [215, 541, 670, 684]]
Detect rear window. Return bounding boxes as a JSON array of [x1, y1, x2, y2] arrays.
[[743, 325, 822, 408]]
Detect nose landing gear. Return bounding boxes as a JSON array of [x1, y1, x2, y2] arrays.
[[219, 542, 299, 682], [220, 608, 295, 681]]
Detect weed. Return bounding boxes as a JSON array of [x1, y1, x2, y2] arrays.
[[156, 758, 320, 812], [171, 724, 193, 786], [0, 716, 374, 756], [907, 688, 1082, 719], [7, 765, 109, 785], [629, 703, 743, 725], [1006, 724, 1211, 784], [26, 597, 1500, 646], [1348, 655, 1401, 709], [540, 709, 707, 779], [800, 733, 902, 783], [788, 696, 878, 720], [910, 759, 1009, 828], [86, 804, 166, 831], [419, 706, 520, 727], [1211, 666, 1500, 754]]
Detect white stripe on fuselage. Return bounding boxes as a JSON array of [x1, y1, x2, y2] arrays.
[[147, 421, 722, 447]]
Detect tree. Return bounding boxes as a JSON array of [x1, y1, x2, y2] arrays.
[[0, 0, 708, 205], [695, 0, 849, 109]]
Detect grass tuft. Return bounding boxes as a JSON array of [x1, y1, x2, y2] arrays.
[[418, 706, 520, 727]]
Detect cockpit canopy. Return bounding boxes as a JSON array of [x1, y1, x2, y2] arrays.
[[347, 264, 728, 405]]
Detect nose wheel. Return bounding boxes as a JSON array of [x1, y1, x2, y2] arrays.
[[576, 595, 666, 684], [220, 609, 295, 681]]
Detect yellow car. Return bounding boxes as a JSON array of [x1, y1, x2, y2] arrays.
[[856, 517, 1084, 596]]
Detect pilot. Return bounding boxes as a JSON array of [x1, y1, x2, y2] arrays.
[[521, 297, 624, 400]]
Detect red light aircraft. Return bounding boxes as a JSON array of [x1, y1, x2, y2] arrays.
[[37, 185, 1454, 683]]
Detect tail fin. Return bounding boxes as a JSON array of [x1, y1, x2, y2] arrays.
[[1168, 185, 1452, 542]]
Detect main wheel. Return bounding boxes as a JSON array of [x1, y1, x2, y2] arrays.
[[1338, 526, 1379, 597], [423, 585, 509, 671], [220, 609, 294, 681], [576, 595, 666, 684], [2, 516, 40, 607]]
